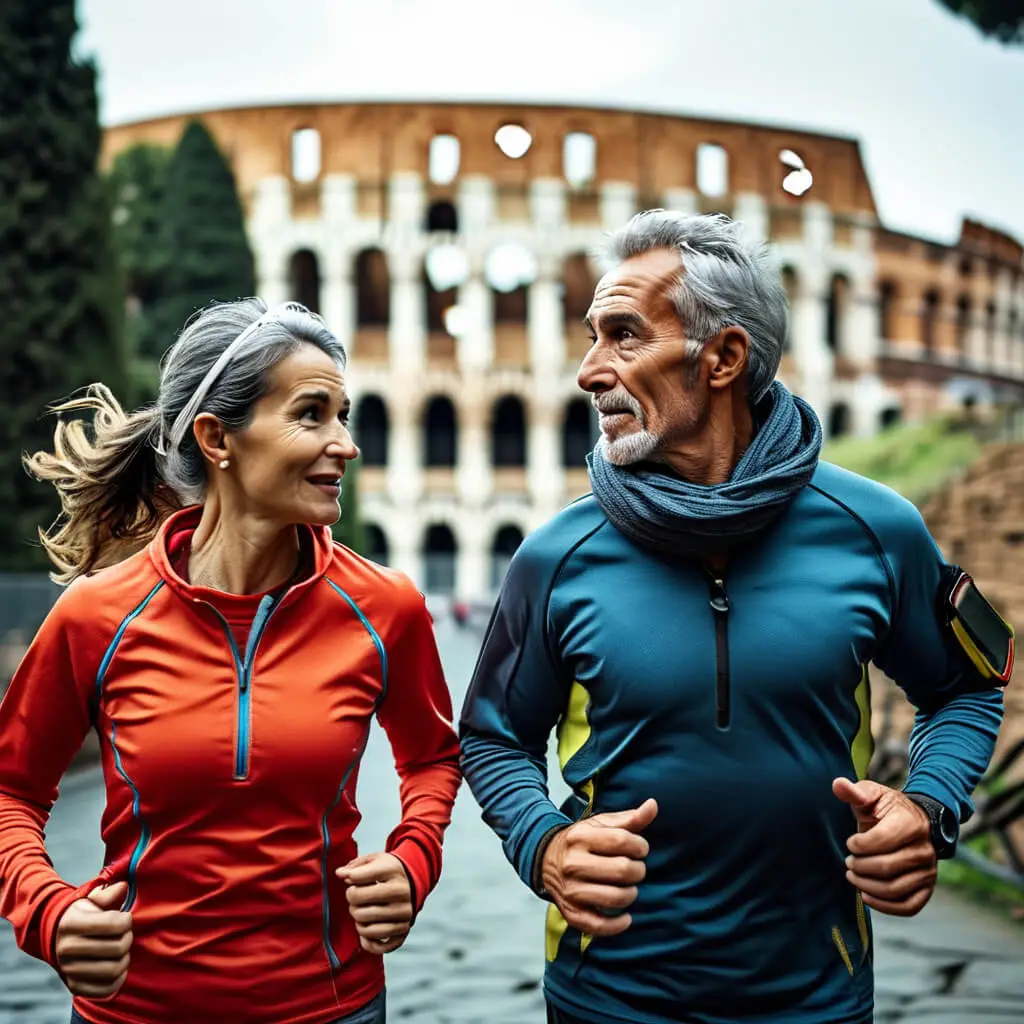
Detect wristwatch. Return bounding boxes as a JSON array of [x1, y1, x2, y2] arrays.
[[904, 792, 959, 860]]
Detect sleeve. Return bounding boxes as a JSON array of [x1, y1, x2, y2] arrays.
[[872, 506, 1005, 822], [0, 586, 101, 966], [376, 587, 461, 916], [459, 542, 574, 895]]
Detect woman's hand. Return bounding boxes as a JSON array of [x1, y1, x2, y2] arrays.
[[55, 881, 133, 998], [337, 853, 413, 955]]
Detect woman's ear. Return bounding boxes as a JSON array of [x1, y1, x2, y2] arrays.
[[192, 413, 229, 468]]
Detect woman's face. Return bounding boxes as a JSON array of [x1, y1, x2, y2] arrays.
[[225, 343, 359, 527]]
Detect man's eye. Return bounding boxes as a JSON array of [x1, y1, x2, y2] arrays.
[[587, 334, 598, 345]]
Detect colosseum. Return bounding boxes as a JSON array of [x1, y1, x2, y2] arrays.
[[102, 102, 1024, 600]]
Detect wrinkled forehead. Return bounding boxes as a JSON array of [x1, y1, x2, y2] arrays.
[[590, 248, 684, 319]]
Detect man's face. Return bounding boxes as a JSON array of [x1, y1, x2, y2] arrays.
[[579, 248, 706, 466]]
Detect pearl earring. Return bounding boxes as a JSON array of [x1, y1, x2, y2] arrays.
[[219, 458, 230, 470]]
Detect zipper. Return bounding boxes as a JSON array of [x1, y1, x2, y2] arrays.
[[704, 572, 731, 730], [199, 593, 278, 781]]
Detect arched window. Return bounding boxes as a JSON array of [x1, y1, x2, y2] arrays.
[[986, 301, 998, 363], [291, 128, 321, 183], [364, 524, 389, 566], [423, 524, 457, 595], [355, 395, 388, 467], [491, 395, 526, 467], [878, 280, 897, 342], [921, 290, 940, 354], [426, 200, 458, 234], [491, 524, 524, 590], [494, 286, 528, 323], [563, 132, 596, 188], [562, 398, 593, 467], [696, 143, 729, 197], [829, 403, 851, 439], [289, 250, 321, 314], [880, 407, 902, 431], [355, 248, 390, 326], [955, 295, 972, 357], [563, 253, 596, 323], [428, 134, 460, 185], [826, 274, 849, 353], [424, 396, 458, 467]]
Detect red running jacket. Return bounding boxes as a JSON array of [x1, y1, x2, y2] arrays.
[[0, 507, 461, 1024]]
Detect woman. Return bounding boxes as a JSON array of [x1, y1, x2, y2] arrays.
[[0, 299, 461, 1024]]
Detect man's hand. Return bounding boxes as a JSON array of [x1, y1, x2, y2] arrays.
[[832, 777, 937, 917], [541, 798, 658, 938], [337, 853, 413, 955], [55, 881, 133, 999]]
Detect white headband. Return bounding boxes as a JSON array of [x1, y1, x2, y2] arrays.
[[155, 303, 295, 456]]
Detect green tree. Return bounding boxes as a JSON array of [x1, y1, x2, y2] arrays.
[[936, 0, 1024, 42], [106, 143, 172, 403], [141, 120, 255, 362], [0, 2, 126, 570], [332, 459, 366, 555]]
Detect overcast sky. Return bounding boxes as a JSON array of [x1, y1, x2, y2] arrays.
[[77, 0, 1024, 246]]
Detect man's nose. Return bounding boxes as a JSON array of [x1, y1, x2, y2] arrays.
[[577, 343, 617, 395]]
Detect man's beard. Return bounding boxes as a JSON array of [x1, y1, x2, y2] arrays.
[[593, 388, 661, 466]]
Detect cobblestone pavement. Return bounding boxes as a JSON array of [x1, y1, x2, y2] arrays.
[[2, 621, 1022, 1023]]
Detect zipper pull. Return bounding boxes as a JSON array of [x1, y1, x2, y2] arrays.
[[708, 577, 730, 614]]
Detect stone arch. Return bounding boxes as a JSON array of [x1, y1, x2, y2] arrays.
[[289, 249, 321, 314], [354, 394, 388, 467], [490, 523, 524, 590], [423, 523, 458, 595], [562, 397, 593, 467], [491, 395, 527, 467], [363, 523, 389, 565], [423, 395, 458, 467], [355, 248, 390, 326]]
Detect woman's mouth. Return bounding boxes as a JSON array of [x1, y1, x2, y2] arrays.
[[307, 474, 342, 497]]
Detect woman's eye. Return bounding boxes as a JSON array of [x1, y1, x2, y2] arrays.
[[301, 406, 321, 422]]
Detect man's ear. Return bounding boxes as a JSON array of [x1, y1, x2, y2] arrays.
[[704, 326, 749, 390], [192, 413, 229, 467]]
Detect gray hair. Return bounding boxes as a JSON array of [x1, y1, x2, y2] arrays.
[[597, 211, 788, 402], [158, 298, 347, 503]]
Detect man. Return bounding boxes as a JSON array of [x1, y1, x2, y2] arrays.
[[459, 211, 1010, 1024]]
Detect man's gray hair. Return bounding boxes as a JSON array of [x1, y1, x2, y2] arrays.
[[157, 298, 347, 504], [597, 211, 788, 402]]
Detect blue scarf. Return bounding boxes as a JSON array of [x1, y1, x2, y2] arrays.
[[587, 382, 822, 557]]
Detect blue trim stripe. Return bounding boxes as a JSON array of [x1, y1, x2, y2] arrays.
[[110, 721, 151, 912], [324, 580, 388, 701], [321, 580, 388, 970], [320, 738, 368, 970], [95, 581, 165, 703]]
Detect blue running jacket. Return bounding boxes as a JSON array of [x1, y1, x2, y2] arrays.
[[460, 462, 1005, 1024]]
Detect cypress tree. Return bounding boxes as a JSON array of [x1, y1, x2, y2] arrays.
[[141, 120, 256, 360], [0, 2, 126, 570]]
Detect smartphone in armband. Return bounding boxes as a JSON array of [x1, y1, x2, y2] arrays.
[[944, 569, 1014, 684]]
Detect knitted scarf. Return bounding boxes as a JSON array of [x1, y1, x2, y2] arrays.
[[587, 382, 822, 557]]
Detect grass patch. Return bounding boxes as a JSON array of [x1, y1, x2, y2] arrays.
[[823, 415, 981, 504]]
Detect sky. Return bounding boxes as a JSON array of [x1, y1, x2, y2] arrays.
[[77, 0, 1024, 246]]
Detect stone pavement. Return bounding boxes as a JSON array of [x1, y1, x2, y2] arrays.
[[872, 888, 1024, 1023]]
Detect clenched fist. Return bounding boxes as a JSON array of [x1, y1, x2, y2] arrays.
[[541, 798, 658, 938], [337, 852, 414, 955], [55, 881, 133, 999]]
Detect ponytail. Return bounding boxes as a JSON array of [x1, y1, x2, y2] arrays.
[[24, 385, 182, 584]]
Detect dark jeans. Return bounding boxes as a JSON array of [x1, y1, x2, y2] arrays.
[[72, 989, 386, 1024], [546, 1002, 592, 1024]]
